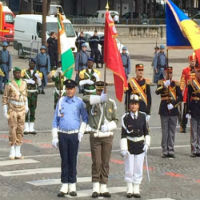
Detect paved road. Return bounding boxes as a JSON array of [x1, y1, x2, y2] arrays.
[[0, 39, 199, 200]]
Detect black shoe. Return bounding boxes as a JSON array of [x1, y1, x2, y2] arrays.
[[162, 154, 168, 158], [57, 192, 66, 197], [196, 153, 200, 157], [126, 193, 132, 198], [180, 126, 186, 133], [133, 193, 141, 198], [101, 192, 111, 198], [41, 90, 45, 94], [190, 153, 197, 157], [168, 154, 175, 158], [69, 191, 77, 197], [92, 192, 99, 198], [24, 131, 29, 135], [30, 131, 37, 135]]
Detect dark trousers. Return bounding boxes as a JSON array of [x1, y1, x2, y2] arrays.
[[181, 103, 188, 129], [58, 132, 79, 183], [90, 135, 113, 184], [91, 49, 100, 65]]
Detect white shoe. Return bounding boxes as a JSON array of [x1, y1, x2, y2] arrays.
[[15, 145, 23, 159], [9, 146, 15, 160], [60, 183, 68, 193], [24, 122, 29, 134], [133, 184, 141, 198], [29, 122, 36, 134], [93, 182, 100, 193]]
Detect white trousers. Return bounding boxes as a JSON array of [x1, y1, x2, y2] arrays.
[[124, 152, 145, 184]]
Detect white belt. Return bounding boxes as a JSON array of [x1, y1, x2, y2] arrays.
[[28, 89, 38, 93], [9, 100, 25, 106], [127, 135, 144, 142], [58, 129, 79, 134]]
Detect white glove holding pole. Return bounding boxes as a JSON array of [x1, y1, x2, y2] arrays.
[[78, 122, 87, 142], [100, 91, 107, 103], [186, 114, 191, 119], [164, 80, 170, 87], [25, 79, 35, 84], [3, 105, 9, 119], [52, 128, 59, 148], [143, 135, 151, 153], [167, 103, 174, 110]]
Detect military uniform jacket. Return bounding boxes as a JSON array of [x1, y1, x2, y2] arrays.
[[121, 111, 149, 155], [155, 79, 182, 116], [83, 96, 118, 131], [2, 79, 27, 112], [75, 36, 86, 50], [125, 78, 151, 114], [187, 77, 200, 119], [89, 35, 100, 50], [75, 50, 89, 71]]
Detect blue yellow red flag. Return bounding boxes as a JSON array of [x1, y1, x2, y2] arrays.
[[166, 0, 200, 63]]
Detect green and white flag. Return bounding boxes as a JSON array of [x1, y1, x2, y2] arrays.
[[57, 14, 74, 79]]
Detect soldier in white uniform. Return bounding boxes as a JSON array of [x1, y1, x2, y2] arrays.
[[120, 94, 150, 198]]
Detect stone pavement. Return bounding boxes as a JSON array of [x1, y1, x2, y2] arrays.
[[0, 38, 199, 200]]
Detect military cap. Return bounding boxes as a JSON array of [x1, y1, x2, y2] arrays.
[[188, 53, 197, 61], [88, 57, 94, 62], [135, 64, 144, 70], [129, 94, 140, 104], [64, 79, 77, 88], [81, 43, 87, 47], [160, 44, 165, 49], [13, 67, 21, 72], [40, 45, 46, 50], [95, 81, 108, 90], [165, 66, 173, 73], [29, 58, 36, 64], [122, 46, 127, 51], [2, 41, 8, 46]]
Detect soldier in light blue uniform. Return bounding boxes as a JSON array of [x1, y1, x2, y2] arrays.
[[0, 41, 12, 94], [75, 43, 89, 93], [35, 45, 50, 94], [52, 79, 88, 198], [121, 46, 131, 79]]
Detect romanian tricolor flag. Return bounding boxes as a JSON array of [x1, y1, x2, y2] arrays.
[[57, 13, 74, 79], [166, 0, 200, 63], [104, 11, 128, 102]]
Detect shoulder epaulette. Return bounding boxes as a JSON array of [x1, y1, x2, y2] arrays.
[[157, 80, 163, 85], [145, 78, 151, 84], [174, 81, 180, 86], [188, 80, 192, 85]]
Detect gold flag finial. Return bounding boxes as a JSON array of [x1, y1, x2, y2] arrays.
[[105, 1, 109, 10]]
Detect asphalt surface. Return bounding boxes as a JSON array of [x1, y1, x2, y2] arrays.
[[0, 38, 199, 200]]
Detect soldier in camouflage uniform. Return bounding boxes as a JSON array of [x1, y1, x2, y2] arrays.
[[22, 59, 42, 135], [79, 58, 100, 95], [2, 67, 28, 160], [52, 61, 66, 109], [82, 81, 118, 198]]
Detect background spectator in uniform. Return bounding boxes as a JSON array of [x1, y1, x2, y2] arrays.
[[152, 46, 159, 83], [75, 31, 86, 52], [121, 46, 131, 79]]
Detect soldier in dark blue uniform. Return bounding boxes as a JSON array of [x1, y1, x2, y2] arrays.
[[35, 45, 51, 94], [121, 46, 131, 79], [89, 30, 101, 68], [155, 67, 182, 158], [0, 41, 12, 94], [99, 35, 104, 68], [75, 31, 86, 51]]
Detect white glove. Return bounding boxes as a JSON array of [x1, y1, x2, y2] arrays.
[[25, 99, 29, 113], [54, 67, 62, 77], [3, 105, 9, 119], [93, 72, 100, 81], [167, 103, 174, 110], [52, 138, 59, 148], [25, 79, 35, 84], [78, 132, 84, 142], [120, 150, 129, 158], [101, 124, 109, 132], [87, 79, 94, 85], [186, 114, 191, 119], [146, 115, 151, 122], [34, 73, 40, 79], [164, 80, 171, 87], [143, 144, 149, 153], [100, 91, 107, 103]]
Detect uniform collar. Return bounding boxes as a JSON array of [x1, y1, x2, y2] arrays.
[[130, 111, 138, 119], [65, 95, 75, 102]]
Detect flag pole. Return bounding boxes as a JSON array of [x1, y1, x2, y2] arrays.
[[104, 1, 109, 93]]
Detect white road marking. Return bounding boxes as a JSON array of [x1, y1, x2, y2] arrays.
[[0, 159, 39, 167], [27, 177, 91, 186], [0, 167, 61, 176], [148, 198, 176, 200]]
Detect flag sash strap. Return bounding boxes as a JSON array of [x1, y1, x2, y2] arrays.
[[129, 78, 147, 105], [168, 86, 176, 101], [192, 78, 200, 92]]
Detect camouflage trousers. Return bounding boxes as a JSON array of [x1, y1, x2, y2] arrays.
[[8, 108, 26, 146], [26, 93, 38, 122]]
